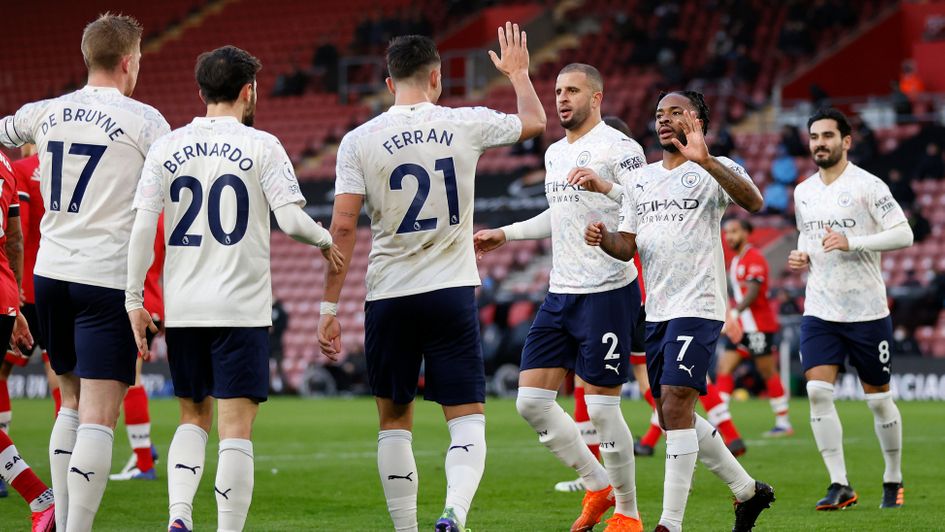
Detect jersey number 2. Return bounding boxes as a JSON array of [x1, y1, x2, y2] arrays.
[[48, 141, 106, 213], [390, 157, 459, 234], [169, 174, 249, 247]]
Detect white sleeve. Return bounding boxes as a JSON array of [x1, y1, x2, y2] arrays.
[[458, 107, 523, 150], [0, 101, 46, 148], [133, 144, 167, 213], [261, 137, 306, 210], [501, 209, 551, 240], [334, 134, 365, 195], [611, 138, 647, 190], [273, 204, 333, 249], [868, 178, 908, 230], [848, 221, 913, 252], [124, 209, 160, 312]]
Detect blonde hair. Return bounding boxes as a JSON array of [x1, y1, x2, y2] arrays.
[[81, 12, 143, 71]]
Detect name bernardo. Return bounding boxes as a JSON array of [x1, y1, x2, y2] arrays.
[[162, 142, 255, 174]]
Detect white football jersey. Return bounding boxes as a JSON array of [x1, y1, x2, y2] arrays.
[[0, 86, 170, 289], [335, 102, 522, 301], [619, 157, 752, 322], [794, 163, 907, 322], [544, 121, 644, 293], [134, 116, 305, 327]]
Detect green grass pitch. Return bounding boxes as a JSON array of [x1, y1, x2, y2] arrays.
[[1, 397, 939, 531]]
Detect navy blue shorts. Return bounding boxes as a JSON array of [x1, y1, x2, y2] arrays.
[[165, 327, 269, 403], [365, 286, 485, 406], [800, 315, 893, 386], [521, 281, 641, 387], [34, 275, 138, 385], [645, 317, 723, 398]]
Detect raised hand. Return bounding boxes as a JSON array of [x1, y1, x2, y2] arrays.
[[488, 21, 529, 78], [670, 110, 710, 166], [473, 228, 507, 259]]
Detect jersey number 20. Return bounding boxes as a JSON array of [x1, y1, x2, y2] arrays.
[[390, 157, 459, 234], [169, 174, 249, 247]]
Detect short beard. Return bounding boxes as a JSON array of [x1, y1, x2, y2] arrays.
[[559, 107, 589, 131], [813, 150, 841, 169], [660, 132, 687, 153], [243, 110, 255, 127]]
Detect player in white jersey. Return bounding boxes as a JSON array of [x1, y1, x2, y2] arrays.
[[585, 91, 774, 532], [317, 28, 544, 532], [0, 14, 170, 531], [125, 46, 341, 532], [474, 64, 646, 532], [788, 108, 912, 511]]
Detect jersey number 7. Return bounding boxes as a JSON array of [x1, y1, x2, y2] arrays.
[[390, 157, 459, 234]]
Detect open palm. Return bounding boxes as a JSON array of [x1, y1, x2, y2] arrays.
[[670, 109, 710, 165]]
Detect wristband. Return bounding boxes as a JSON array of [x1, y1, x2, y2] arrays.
[[605, 183, 623, 201], [320, 302, 338, 316]]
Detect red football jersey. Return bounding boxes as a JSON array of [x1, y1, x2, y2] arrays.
[[0, 153, 21, 314], [12, 155, 40, 305], [729, 246, 778, 333], [143, 213, 165, 322]]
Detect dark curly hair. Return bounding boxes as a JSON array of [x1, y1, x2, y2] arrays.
[[658, 90, 710, 134]]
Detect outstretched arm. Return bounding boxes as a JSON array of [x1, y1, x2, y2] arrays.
[[489, 21, 546, 140], [473, 209, 551, 258]]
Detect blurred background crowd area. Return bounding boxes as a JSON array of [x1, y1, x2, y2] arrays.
[[3, 0, 945, 395]]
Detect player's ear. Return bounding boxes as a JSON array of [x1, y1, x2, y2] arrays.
[[430, 67, 441, 91], [842, 134, 852, 151], [197, 90, 207, 105], [241, 82, 253, 103], [385, 77, 396, 96], [120, 54, 132, 74]]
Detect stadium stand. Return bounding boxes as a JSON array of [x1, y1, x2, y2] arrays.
[[3, 0, 943, 388]]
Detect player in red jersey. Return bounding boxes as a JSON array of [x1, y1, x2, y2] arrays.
[[1, 144, 59, 430], [0, 150, 56, 530], [111, 214, 164, 481], [718, 218, 792, 437]]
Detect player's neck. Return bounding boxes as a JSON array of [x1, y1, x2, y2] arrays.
[[85, 72, 127, 95], [206, 102, 245, 123], [661, 150, 688, 170], [564, 115, 601, 143], [735, 243, 749, 256], [818, 158, 850, 185], [392, 87, 434, 107]]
